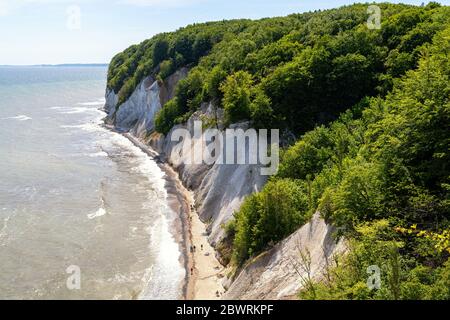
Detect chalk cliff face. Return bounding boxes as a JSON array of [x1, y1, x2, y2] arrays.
[[105, 68, 189, 138], [149, 104, 268, 246], [223, 212, 346, 300], [105, 70, 344, 299], [106, 75, 267, 246], [115, 77, 161, 136], [104, 89, 118, 119]]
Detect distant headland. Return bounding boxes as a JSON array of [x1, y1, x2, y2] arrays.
[[0, 64, 108, 67]]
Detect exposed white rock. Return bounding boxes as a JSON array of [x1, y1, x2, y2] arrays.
[[150, 103, 267, 245], [114, 76, 161, 137], [104, 89, 118, 118], [223, 212, 347, 300], [106, 68, 189, 137], [105, 69, 346, 300], [105, 71, 265, 246]]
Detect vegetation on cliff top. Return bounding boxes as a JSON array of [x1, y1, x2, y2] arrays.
[[108, 2, 450, 299], [232, 16, 450, 300], [108, 2, 446, 136]]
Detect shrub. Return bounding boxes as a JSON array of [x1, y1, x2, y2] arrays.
[[159, 59, 175, 80], [233, 179, 310, 264], [220, 71, 253, 125]]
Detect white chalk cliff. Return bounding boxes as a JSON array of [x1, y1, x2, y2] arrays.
[[223, 212, 347, 299], [104, 70, 345, 299]]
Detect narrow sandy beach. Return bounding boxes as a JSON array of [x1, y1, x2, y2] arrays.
[[185, 192, 226, 300], [119, 131, 225, 300]]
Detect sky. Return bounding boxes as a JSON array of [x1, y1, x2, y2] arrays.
[[0, 0, 448, 65]]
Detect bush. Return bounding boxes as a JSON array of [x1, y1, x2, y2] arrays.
[[204, 65, 227, 102], [277, 126, 333, 180], [326, 160, 386, 229], [233, 179, 310, 264], [300, 220, 450, 300], [159, 59, 175, 80], [155, 98, 181, 134], [153, 38, 169, 66], [220, 71, 253, 125], [249, 87, 274, 129]]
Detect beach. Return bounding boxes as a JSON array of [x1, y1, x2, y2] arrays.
[[121, 132, 225, 300]]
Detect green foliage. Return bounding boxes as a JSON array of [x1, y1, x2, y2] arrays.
[[108, 3, 450, 299], [320, 160, 386, 229], [158, 59, 175, 80], [153, 38, 169, 67], [233, 179, 311, 264], [299, 220, 450, 300], [155, 67, 206, 134], [107, 19, 249, 105], [232, 24, 450, 301], [249, 87, 274, 129], [244, 38, 303, 77], [277, 126, 334, 180], [109, 3, 449, 132], [220, 71, 253, 124], [204, 65, 227, 102], [154, 98, 181, 134]]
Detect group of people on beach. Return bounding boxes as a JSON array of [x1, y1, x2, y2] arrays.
[[190, 244, 204, 253], [189, 203, 223, 298], [189, 244, 204, 276]]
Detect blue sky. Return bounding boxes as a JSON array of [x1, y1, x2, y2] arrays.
[[0, 0, 447, 65]]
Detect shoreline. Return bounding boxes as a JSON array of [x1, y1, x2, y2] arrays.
[[104, 124, 224, 300]]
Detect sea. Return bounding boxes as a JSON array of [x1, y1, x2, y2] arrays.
[[0, 66, 185, 300]]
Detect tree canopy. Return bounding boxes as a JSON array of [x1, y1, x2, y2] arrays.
[[107, 2, 450, 299]]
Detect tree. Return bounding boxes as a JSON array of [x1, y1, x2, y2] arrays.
[[249, 87, 274, 129], [205, 65, 227, 102], [220, 71, 253, 124], [153, 38, 169, 67], [233, 179, 310, 264], [172, 35, 194, 64]]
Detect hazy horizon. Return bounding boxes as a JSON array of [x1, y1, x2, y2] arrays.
[[0, 63, 109, 67], [0, 0, 441, 65]]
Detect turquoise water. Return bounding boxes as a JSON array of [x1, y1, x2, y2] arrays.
[[0, 66, 184, 299]]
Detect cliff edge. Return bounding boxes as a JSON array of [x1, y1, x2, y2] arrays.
[[104, 72, 345, 299]]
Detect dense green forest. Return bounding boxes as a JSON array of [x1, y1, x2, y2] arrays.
[[108, 2, 449, 299], [232, 26, 450, 299]]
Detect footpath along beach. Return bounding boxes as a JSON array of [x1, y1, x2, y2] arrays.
[[120, 131, 225, 300]]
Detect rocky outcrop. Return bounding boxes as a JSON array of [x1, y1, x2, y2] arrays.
[[105, 69, 345, 300], [223, 212, 347, 300], [106, 72, 267, 246], [104, 68, 188, 138], [104, 89, 118, 119], [148, 103, 268, 245], [115, 76, 160, 136]]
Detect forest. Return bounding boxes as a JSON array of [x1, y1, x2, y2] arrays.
[[107, 2, 449, 299]]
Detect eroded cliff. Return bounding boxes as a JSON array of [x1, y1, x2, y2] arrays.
[[223, 212, 346, 300], [104, 72, 345, 299]]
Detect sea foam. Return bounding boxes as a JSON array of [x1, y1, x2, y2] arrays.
[[3, 115, 32, 121]]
